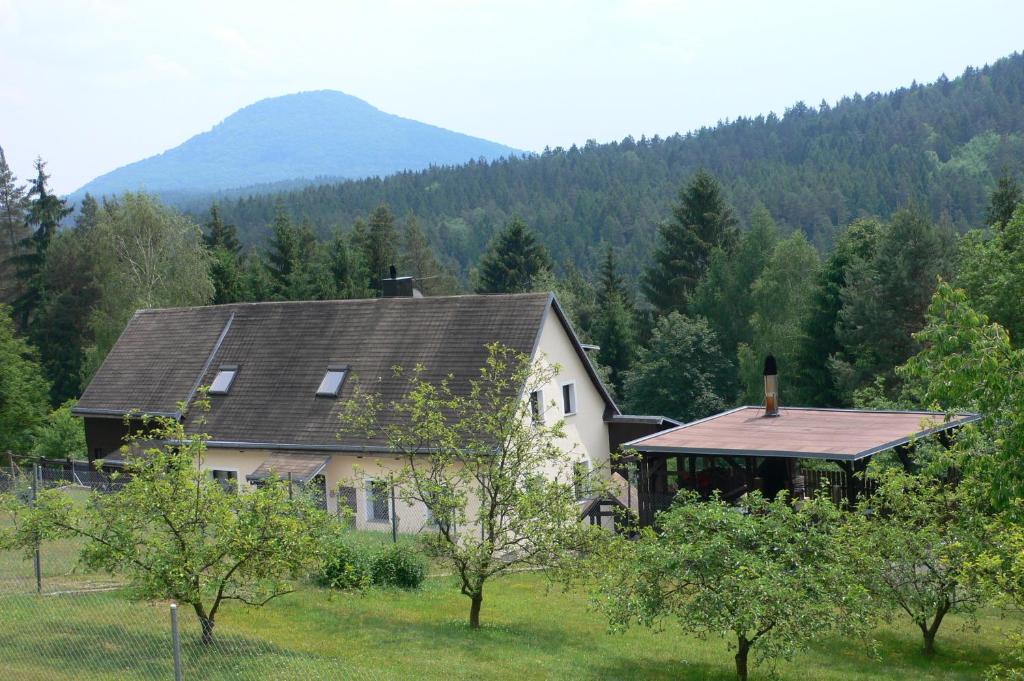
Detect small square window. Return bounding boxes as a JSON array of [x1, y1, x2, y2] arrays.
[[529, 389, 543, 423], [210, 469, 238, 493], [209, 366, 238, 394], [562, 383, 577, 415], [317, 366, 348, 397]]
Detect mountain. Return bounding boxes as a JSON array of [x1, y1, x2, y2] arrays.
[[201, 53, 1024, 280], [72, 90, 521, 198]]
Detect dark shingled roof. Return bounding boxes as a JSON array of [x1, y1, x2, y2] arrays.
[[75, 294, 614, 449]]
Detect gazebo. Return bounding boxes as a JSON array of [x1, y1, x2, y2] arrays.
[[622, 405, 978, 527]]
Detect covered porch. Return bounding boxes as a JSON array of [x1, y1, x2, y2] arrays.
[[623, 406, 978, 527]]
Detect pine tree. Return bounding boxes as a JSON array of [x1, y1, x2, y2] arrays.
[[0, 146, 29, 304], [986, 168, 1023, 229], [400, 215, 459, 295], [317, 227, 354, 299], [475, 217, 552, 294], [204, 203, 241, 253], [593, 246, 636, 394], [263, 206, 312, 300], [596, 244, 629, 309], [642, 170, 738, 315], [363, 204, 397, 293], [13, 158, 71, 330]]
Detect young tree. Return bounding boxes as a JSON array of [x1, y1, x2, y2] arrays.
[[338, 343, 596, 629], [0, 145, 29, 304], [642, 169, 738, 315], [0, 399, 332, 644], [0, 305, 50, 456], [622, 312, 730, 422], [31, 400, 86, 461], [475, 217, 552, 294], [13, 158, 71, 330], [853, 466, 986, 656], [592, 491, 868, 681]]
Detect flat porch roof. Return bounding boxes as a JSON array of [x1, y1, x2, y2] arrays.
[[624, 406, 979, 462]]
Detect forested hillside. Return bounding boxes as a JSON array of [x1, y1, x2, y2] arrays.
[[72, 90, 520, 200], [202, 53, 1024, 278]]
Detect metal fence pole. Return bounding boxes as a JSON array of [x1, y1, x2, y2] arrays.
[[32, 463, 41, 594], [390, 478, 398, 543], [170, 603, 183, 681]]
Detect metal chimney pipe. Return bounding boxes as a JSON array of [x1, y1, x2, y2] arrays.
[[763, 355, 779, 417]]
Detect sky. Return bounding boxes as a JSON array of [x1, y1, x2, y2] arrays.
[[1, 0, 1022, 195]]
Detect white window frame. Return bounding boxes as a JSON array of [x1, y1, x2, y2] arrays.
[[209, 467, 239, 493], [529, 389, 544, 423], [561, 381, 577, 416], [364, 478, 391, 523], [316, 365, 348, 397], [209, 365, 238, 395]]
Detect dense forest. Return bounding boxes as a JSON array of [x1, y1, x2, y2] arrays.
[[186, 53, 1024, 279]]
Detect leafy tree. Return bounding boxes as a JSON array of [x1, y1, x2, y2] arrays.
[[691, 205, 779, 361], [338, 343, 596, 629], [853, 465, 986, 656], [793, 219, 882, 406], [736, 231, 820, 404], [622, 312, 730, 422], [834, 209, 954, 400], [0, 145, 29, 304], [13, 158, 71, 330], [0, 305, 49, 456], [592, 491, 868, 681], [957, 205, 1024, 345], [986, 168, 1023, 229], [31, 400, 86, 460], [475, 217, 552, 294], [901, 282, 1024, 510], [642, 170, 738, 314], [84, 193, 213, 379], [0, 399, 333, 644]]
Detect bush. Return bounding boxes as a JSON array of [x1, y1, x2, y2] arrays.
[[317, 538, 371, 590], [370, 543, 427, 589]]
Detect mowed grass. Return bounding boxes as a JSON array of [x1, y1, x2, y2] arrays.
[[0, 571, 1018, 680]]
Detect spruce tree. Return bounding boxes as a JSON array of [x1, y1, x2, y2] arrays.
[[363, 204, 397, 293], [400, 215, 458, 295], [0, 146, 29, 304], [593, 245, 636, 395], [263, 206, 317, 300], [986, 168, 1023, 230], [475, 217, 552, 294], [641, 169, 738, 314], [204, 203, 242, 253], [318, 227, 354, 299], [13, 158, 71, 330]]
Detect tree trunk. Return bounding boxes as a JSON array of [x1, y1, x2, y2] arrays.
[[735, 636, 750, 681], [921, 605, 948, 657], [469, 591, 483, 630], [193, 604, 216, 645]]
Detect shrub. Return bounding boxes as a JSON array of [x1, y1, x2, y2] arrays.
[[317, 538, 371, 590], [370, 543, 427, 589]]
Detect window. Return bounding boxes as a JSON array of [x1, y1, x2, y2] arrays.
[[529, 389, 543, 423], [366, 479, 390, 522], [209, 365, 238, 394], [316, 365, 348, 397], [562, 382, 577, 416], [210, 469, 238, 493]]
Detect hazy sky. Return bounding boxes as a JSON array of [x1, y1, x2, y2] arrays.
[[2, 0, 1022, 194]]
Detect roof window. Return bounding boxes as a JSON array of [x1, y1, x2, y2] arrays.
[[209, 365, 238, 395], [316, 365, 348, 397]]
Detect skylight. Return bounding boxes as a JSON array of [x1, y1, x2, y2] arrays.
[[316, 366, 348, 397], [209, 365, 238, 394]]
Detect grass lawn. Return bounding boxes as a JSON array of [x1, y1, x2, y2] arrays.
[[0, 572, 1017, 680]]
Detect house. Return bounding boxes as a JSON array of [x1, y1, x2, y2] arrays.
[[72, 278, 675, 531], [622, 358, 979, 526]]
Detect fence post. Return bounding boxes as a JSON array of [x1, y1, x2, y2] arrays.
[[32, 463, 41, 594], [390, 478, 398, 543], [288, 473, 293, 500], [170, 603, 183, 681]]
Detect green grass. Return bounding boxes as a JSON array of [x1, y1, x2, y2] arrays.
[[0, 572, 1017, 680]]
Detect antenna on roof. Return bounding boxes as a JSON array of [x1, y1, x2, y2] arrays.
[[763, 355, 780, 417]]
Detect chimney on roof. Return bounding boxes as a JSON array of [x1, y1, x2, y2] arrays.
[[763, 355, 780, 417], [381, 264, 423, 298]]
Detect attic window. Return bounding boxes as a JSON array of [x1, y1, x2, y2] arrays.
[[209, 366, 238, 395], [316, 365, 348, 397]]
